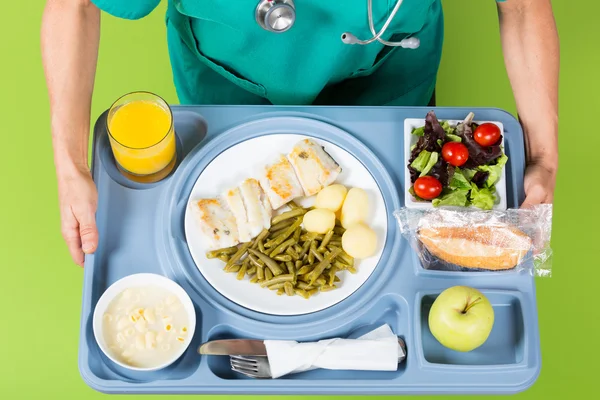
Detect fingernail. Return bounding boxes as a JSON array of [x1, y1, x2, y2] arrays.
[[82, 243, 94, 253]]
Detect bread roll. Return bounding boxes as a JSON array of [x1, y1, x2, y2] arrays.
[[417, 225, 532, 271]]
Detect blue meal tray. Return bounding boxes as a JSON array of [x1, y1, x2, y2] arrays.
[[78, 105, 540, 395]]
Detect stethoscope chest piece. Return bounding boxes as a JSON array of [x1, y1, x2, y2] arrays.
[[256, 0, 296, 33]]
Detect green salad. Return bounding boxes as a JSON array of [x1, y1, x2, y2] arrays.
[[407, 111, 508, 210]]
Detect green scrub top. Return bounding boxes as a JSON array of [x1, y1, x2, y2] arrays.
[[91, 0, 447, 106]]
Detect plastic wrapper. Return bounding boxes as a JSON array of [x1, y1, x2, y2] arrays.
[[393, 204, 553, 277]]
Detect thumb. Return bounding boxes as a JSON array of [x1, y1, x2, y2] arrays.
[[77, 208, 98, 254], [521, 184, 546, 209]]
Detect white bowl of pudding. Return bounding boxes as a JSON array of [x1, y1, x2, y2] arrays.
[[92, 273, 196, 372]]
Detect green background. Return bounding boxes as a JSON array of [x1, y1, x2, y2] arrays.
[[0, 0, 596, 398]]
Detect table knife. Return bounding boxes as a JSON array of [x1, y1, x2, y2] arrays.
[[198, 339, 268, 356]]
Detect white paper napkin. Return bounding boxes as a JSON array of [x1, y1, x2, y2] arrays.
[[264, 324, 404, 378]]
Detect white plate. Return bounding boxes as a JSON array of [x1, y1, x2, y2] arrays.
[[403, 118, 507, 210], [184, 134, 387, 316]]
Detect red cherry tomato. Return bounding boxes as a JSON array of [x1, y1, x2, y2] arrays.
[[441, 142, 469, 167], [474, 123, 501, 147], [413, 176, 443, 200]]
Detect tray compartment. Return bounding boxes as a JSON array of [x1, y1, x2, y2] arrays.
[[417, 290, 525, 366], [83, 303, 203, 384], [206, 294, 409, 380], [94, 110, 208, 190]]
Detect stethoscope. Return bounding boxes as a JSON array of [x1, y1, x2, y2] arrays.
[[255, 0, 420, 49]]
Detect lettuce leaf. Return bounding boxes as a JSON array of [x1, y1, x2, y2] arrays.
[[469, 182, 496, 210], [449, 168, 471, 190], [432, 188, 470, 207], [410, 150, 432, 172], [477, 153, 508, 187], [421, 152, 439, 177]]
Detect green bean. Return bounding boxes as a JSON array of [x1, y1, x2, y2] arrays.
[[328, 267, 338, 286], [318, 230, 334, 252], [284, 282, 295, 296], [320, 285, 337, 292], [287, 201, 302, 210], [259, 274, 294, 288], [310, 248, 324, 262], [256, 264, 265, 281], [313, 276, 327, 287], [217, 254, 230, 262], [295, 260, 303, 269], [236, 264, 247, 280], [329, 240, 342, 248], [248, 248, 284, 276], [294, 289, 310, 299], [296, 264, 314, 276], [269, 218, 295, 232], [251, 229, 270, 249], [258, 240, 266, 253], [333, 260, 351, 270], [293, 244, 303, 253], [249, 275, 258, 284], [268, 283, 285, 290], [269, 238, 296, 257], [247, 266, 257, 276], [308, 247, 342, 285], [298, 240, 311, 259], [225, 264, 241, 273], [274, 254, 292, 262], [286, 246, 299, 260], [265, 268, 273, 281], [296, 281, 314, 290], [248, 254, 265, 268], [277, 288, 285, 295], [225, 242, 252, 269], [268, 228, 288, 240], [347, 266, 357, 274], [264, 218, 303, 248], [271, 208, 307, 225], [206, 246, 238, 259], [300, 233, 323, 242], [334, 276, 340, 282], [285, 261, 295, 275], [308, 288, 319, 296], [293, 226, 302, 243], [333, 248, 354, 266]]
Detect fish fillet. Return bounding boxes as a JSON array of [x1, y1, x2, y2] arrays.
[[288, 139, 342, 196], [239, 178, 272, 236], [189, 198, 240, 250], [259, 154, 304, 210]]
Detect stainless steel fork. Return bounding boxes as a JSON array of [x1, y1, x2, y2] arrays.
[[230, 337, 407, 378], [230, 355, 272, 378]]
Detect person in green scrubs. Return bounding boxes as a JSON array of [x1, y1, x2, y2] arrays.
[[41, 0, 559, 266]]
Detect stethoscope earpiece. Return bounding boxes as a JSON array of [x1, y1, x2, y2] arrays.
[[341, 32, 360, 45]]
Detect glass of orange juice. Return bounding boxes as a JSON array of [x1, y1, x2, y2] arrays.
[[106, 92, 177, 183]]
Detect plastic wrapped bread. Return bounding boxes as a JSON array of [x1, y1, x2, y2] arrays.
[[394, 205, 553, 276]]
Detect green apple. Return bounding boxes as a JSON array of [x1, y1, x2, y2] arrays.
[[428, 286, 494, 352]]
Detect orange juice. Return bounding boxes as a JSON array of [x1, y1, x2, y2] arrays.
[[107, 93, 176, 179]]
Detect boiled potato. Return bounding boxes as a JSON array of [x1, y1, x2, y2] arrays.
[[340, 188, 369, 228], [315, 184, 348, 212], [303, 208, 336, 234], [342, 223, 377, 259]]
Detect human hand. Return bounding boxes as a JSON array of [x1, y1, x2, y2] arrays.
[[521, 161, 557, 209], [57, 165, 99, 267]]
